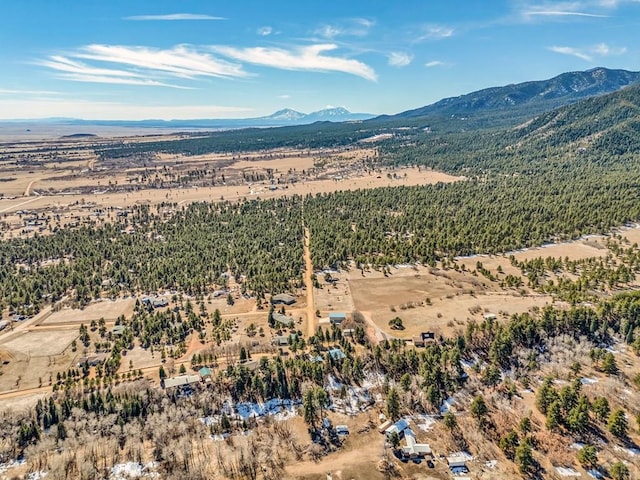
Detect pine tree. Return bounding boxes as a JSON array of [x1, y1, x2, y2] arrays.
[[608, 409, 628, 438], [386, 387, 401, 420]]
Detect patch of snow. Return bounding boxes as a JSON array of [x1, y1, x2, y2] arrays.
[[235, 399, 299, 420], [0, 459, 26, 474], [587, 470, 604, 479], [580, 377, 598, 385], [605, 347, 618, 354], [360, 372, 385, 389], [440, 397, 457, 413], [326, 375, 344, 391], [460, 359, 476, 369], [412, 414, 436, 432], [556, 466, 581, 477], [485, 460, 498, 469], [110, 462, 158, 479], [570, 442, 585, 450], [614, 445, 640, 456], [27, 472, 48, 480], [449, 451, 474, 461]]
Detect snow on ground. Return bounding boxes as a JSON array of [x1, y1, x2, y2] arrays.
[[235, 399, 299, 420], [580, 378, 598, 385], [110, 462, 158, 479], [360, 372, 385, 390], [200, 398, 301, 426], [26, 472, 47, 480], [570, 442, 585, 450], [411, 414, 436, 431], [326, 375, 375, 415], [0, 459, 26, 475], [485, 460, 498, 469], [449, 451, 474, 461], [587, 470, 604, 479], [556, 466, 581, 477], [614, 445, 640, 456], [440, 396, 457, 414]]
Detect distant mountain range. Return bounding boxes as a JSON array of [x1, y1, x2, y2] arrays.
[[18, 107, 374, 130], [386, 67, 640, 123], [3, 67, 638, 135]]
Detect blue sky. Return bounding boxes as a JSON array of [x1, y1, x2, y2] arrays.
[[0, 0, 639, 120]]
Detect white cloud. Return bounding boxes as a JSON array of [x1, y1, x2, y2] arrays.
[[315, 25, 344, 39], [0, 98, 252, 120], [549, 42, 627, 61], [76, 45, 247, 79], [0, 89, 61, 95], [213, 44, 377, 81], [387, 52, 413, 67], [278, 94, 291, 99], [314, 18, 375, 38], [424, 60, 445, 68], [524, 10, 608, 17], [38, 45, 248, 88], [549, 46, 594, 61], [416, 24, 455, 41], [257, 26, 273, 36], [124, 13, 225, 21], [518, 1, 614, 20], [593, 42, 627, 55]]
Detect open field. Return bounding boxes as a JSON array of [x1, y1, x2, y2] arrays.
[[43, 298, 136, 325], [1, 330, 78, 357], [348, 265, 554, 339]]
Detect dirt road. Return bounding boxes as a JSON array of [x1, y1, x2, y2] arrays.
[[303, 227, 316, 337], [24, 179, 38, 196]]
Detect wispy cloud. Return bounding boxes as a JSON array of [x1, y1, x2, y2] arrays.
[[524, 10, 608, 17], [517, 1, 612, 21], [38, 45, 248, 88], [387, 52, 413, 67], [278, 94, 291, 99], [213, 44, 377, 81], [75, 45, 247, 79], [414, 24, 455, 42], [314, 18, 375, 39], [549, 46, 594, 61], [124, 13, 225, 21], [257, 26, 273, 36], [424, 60, 446, 68], [549, 42, 627, 61], [593, 42, 627, 55], [0, 88, 61, 95]]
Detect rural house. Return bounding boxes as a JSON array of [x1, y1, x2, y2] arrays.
[[329, 312, 347, 325], [272, 312, 294, 328], [271, 293, 296, 305], [402, 432, 433, 459], [162, 374, 201, 389], [384, 418, 410, 438]]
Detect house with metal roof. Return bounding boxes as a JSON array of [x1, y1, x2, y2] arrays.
[[162, 374, 201, 389], [272, 312, 294, 328], [384, 418, 410, 438], [402, 431, 433, 458], [271, 293, 296, 305], [328, 347, 346, 361]]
